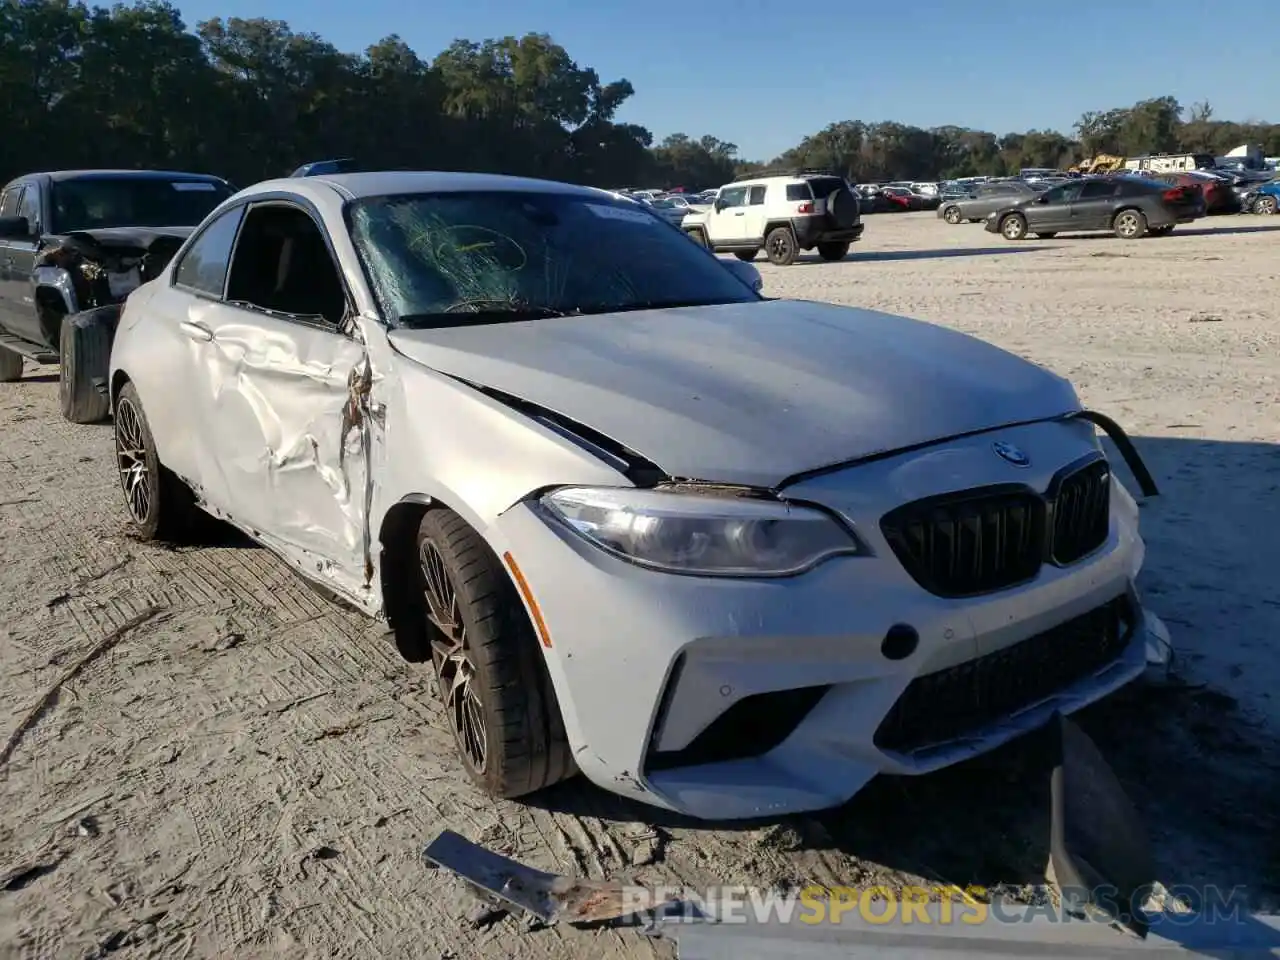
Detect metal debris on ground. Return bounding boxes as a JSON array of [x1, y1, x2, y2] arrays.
[[423, 829, 657, 925]]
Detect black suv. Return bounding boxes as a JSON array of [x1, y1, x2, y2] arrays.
[[0, 169, 233, 421]]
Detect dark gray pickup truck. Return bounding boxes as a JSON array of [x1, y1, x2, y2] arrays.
[[0, 169, 234, 421]]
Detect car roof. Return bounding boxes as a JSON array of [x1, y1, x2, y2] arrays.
[[22, 170, 228, 183], [251, 170, 608, 201]]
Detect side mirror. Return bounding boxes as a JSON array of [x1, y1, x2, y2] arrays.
[[0, 216, 30, 240], [724, 258, 763, 293], [713, 198, 726, 212]]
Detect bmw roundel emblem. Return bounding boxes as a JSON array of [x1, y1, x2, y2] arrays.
[[992, 441, 1031, 467]]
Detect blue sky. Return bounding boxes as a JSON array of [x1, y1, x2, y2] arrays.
[[174, 0, 1278, 161]]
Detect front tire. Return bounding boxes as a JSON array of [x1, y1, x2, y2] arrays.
[[60, 307, 115, 424], [1113, 209, 1148, 239], [764, 226, 798, 265], [0, 346, 22, 382], [113, 382, 198, 541], [1000, 213, 1028, 240], [1255, 196, 1278, 215], [416, 509, 573, 799], [816, 241, 850, 261], [943, 205, 962, 224], [734, 250, 757, 261]]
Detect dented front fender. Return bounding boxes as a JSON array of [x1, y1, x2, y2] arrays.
[[368, 351, 635, 538]]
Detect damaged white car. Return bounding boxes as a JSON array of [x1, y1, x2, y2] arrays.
[[109, 170, 1163, 820]]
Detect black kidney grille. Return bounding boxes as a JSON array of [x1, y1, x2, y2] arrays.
[[882, 458, 1114, 598], [874, 595, 1133, 754], [1052, 459, 1111, 565], [881, 489, 1046, 598]]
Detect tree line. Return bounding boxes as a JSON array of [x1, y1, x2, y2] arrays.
[[3, 1, 1277, 191]]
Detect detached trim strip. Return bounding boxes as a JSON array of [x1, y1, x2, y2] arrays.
[[1065, 410, 1160, 498], [503, 551, 553, 648]]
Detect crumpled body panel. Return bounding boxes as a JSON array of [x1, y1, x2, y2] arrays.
[[191, 315, 377, 598]]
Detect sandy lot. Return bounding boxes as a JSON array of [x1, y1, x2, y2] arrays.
[[2, 213, 1278, 959]]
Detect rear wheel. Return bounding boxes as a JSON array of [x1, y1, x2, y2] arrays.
[[0, 346, 22, 382], [734, 250, 757, 261], [943, 205, 962, 224], [1113, 209, 1147, 239], [1000, 213, 1028, 240], [816, 241, 850, 261], [113, 381, 198, 541], [415, 509, 574, 798], [764, 226, 798, 266]]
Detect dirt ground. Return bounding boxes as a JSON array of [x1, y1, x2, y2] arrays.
[[2, 213, 1278, 959]]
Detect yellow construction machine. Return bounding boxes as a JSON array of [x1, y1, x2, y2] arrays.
[[1068, 154, 1127, 174]]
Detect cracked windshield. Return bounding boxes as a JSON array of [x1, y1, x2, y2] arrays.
[[0, 1, 1277, 959]]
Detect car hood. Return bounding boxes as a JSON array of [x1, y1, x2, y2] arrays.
[[388, 299, 1081, 488]]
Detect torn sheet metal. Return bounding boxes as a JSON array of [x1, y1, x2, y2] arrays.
[[422, 829, 644, 925], [36, 228, 189, 313], [198, 319, 377, 601]]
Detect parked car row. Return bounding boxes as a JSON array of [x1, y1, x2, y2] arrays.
[[0, 159, 1165, 824], [935, 170, 1280, 240]]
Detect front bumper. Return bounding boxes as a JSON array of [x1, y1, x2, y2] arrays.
[[490, 418, 1151, 820]]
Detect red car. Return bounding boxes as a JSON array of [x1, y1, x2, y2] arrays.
[[879, 187, 921, 211], [1150, 171, 1239, 214]]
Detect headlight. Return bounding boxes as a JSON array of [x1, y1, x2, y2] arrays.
[[537, 487, 860, 577]]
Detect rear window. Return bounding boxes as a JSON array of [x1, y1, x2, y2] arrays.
[[804, 177, 846, 197], [785, 184, 812, 201], [1119, 176, 1170, 192], [50, 177, 233, 232]]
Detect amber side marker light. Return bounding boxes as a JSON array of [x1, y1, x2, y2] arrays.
[[503, 551, 553, 648]]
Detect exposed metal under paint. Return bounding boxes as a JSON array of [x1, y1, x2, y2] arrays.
[[339, 351, 378, 586]]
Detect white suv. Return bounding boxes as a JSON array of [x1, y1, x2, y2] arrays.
[[682, 171, 864, 266]]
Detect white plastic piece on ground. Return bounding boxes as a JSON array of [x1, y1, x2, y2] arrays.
[[1144, 609, 1174, 671], [660, 900, 1280, 959]]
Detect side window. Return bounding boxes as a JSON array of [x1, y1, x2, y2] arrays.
[[1079, 181, 1118, 200], [1059, 182, 1085, 202], [785, 184, 812, 202], [1043, 183, 1084, 204], [0, 186, 20, 218], [224, 204, 346, 327], [16, 186, 40, 231], [718, 186, 748, 208], [174, 206, 245, 297], [748, 185, 766, 205]]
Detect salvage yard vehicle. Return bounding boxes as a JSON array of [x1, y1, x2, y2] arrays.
[[938, 179, 1046, 224], [109, 169, 1162, 820], [682, 169, 864, 265], [0, 170, 234, 421], [986, 175, 1205, 240], [1241, 178, 1279, 215]]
